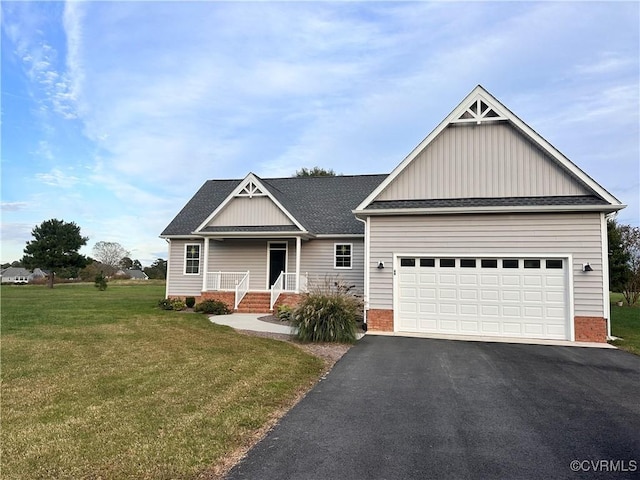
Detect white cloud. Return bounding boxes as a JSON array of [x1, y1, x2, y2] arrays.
[[35, 168, 80, 188]]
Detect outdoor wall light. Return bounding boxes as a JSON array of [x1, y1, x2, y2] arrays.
[[377, 261, 385, 270], [582, 263, 593, 272]]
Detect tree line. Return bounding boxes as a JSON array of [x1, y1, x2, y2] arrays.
[[9, 219, 166, 288]]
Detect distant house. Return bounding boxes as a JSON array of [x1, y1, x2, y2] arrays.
[[126, 269, 149, 280], [0, 267, 48, 284], [161, 85, 624, 343], [1, 267, 32, 284]]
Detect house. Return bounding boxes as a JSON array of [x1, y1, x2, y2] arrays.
[[125, 269, 149, 280], [1, 267, 32, 284], [161, 85, 624, 343], [0, 267, 49, 284]]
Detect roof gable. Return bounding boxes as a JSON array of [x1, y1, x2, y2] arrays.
[[195, 173, 306, 233], [356, 85, 623, 212]]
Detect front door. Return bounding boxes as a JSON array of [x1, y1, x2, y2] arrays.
[[268, 243, 287, 287]]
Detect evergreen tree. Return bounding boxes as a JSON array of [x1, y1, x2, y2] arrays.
[[22, 219, 88, 288]]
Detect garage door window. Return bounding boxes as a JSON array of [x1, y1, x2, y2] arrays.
[[503, 259, 519, 268], [400, 258, 415, 267], [420, 258, 435, 267], [460, 259, 476, 268], [481, 259, 498, 268], [524, 259, 541, 269], [546, 259, 563, 269], [440, 258, 455, 267]]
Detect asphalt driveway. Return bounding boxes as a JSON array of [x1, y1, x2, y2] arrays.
[[226, 336, 640, 480]]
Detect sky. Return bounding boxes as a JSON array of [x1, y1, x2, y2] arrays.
[[1, 1, 639, 266]]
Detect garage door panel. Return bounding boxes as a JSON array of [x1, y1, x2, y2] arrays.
[[502, 305, 521, 317], [501, 290, 521, 302], [481, 290, 499, 301], [480, 275, 499, 285], [439, 274, 457, 284], [439, 288, 457, 300], [439, 304, 457, 314], [396, 256, 569, 341], [524, 291, 543, 302]]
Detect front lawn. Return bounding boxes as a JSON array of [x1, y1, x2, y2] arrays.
[[1, 283, 323, 479], [610, 293, 640, 355]]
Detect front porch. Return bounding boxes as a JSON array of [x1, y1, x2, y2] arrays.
[[201, 270, 308, 313]]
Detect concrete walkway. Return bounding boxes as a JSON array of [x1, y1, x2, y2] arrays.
[[209, 313, 296, 334]]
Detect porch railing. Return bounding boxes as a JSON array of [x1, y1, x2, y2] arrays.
[[234, 271, 250, 310], [206, 271, 248, 292], [270, 272, 308, 311]]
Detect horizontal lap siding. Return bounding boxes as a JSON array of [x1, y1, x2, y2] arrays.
[[209, 239, 269, 290], [167, 239, 203, 296], [301, 239, 365, 294], [368, 213, 603, 317]]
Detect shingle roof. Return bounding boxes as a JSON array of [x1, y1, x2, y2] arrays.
[[161, 175, 388, 236], [366, 195, 610, 210]]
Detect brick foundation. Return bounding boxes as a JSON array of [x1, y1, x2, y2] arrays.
[[199, 291, 235, 311], [574, 316, 607, 343], [367, 309, 394, 332], [273, 293, 303, 311]]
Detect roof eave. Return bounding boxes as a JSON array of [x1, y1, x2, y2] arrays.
[[354, 204, 626, 217]]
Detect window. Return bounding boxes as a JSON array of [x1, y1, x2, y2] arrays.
[[440, 258, 455, 267], [401, 258, 416, 267], [524, 259, 541, 269], [546, 259, 563, 269], [185, 244, 201, 274], [460, 259, 476, 268], [335, 244, 352, 269], [481, 259, 498, 268], [420, 258, 435, 267], [503, 259, 519, 269]]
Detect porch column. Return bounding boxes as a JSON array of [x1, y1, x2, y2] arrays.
[[201, 237, 209, 292], [295, 236, 301, 292]]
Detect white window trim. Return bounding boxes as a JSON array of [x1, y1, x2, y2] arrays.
[[334, 243, 353, 270], [184, 243, 201, 275]]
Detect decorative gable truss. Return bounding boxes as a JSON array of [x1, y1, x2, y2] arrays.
[[354, 85, 624, 214], [452, 97, 507, 124], [195, 173, 307, 233]]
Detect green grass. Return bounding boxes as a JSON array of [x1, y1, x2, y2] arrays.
[[610, 292, 640, 355], [1, 283, 323, 479]]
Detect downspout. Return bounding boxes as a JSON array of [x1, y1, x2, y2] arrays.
[[355, 215, 369, 331]]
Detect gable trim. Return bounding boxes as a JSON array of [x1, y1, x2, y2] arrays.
[[355, 85, 622, 212], [194, 173, 308, 233], [355, 203, 624, 217]]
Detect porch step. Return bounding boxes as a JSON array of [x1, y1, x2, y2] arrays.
[[236, 292, 272, 313]]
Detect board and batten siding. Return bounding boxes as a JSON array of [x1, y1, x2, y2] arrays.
[[207, 196, 293, 227], [300, 239, 365, 294], [167, 239, 204, 296], [368, 213, 604, 318], [377, 123, 592, 201]]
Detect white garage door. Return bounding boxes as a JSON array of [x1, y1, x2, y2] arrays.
[[396, 256, 569, 340]]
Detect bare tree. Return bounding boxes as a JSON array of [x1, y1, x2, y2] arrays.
[[92, 241, 130, 270]]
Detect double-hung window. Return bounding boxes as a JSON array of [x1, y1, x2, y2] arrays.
[[185, 244, 201, 274], [334, 243, 352, 269]]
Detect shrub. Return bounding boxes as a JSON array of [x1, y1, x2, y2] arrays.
[[158, 298, 174, 310], [185, 297, 196, 308], [291, 277, 362, 343], [194, 299, 231, 315], [171, 299, 186, 311], [94, 272, 108, 291], [277, 304, 294, 322]]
